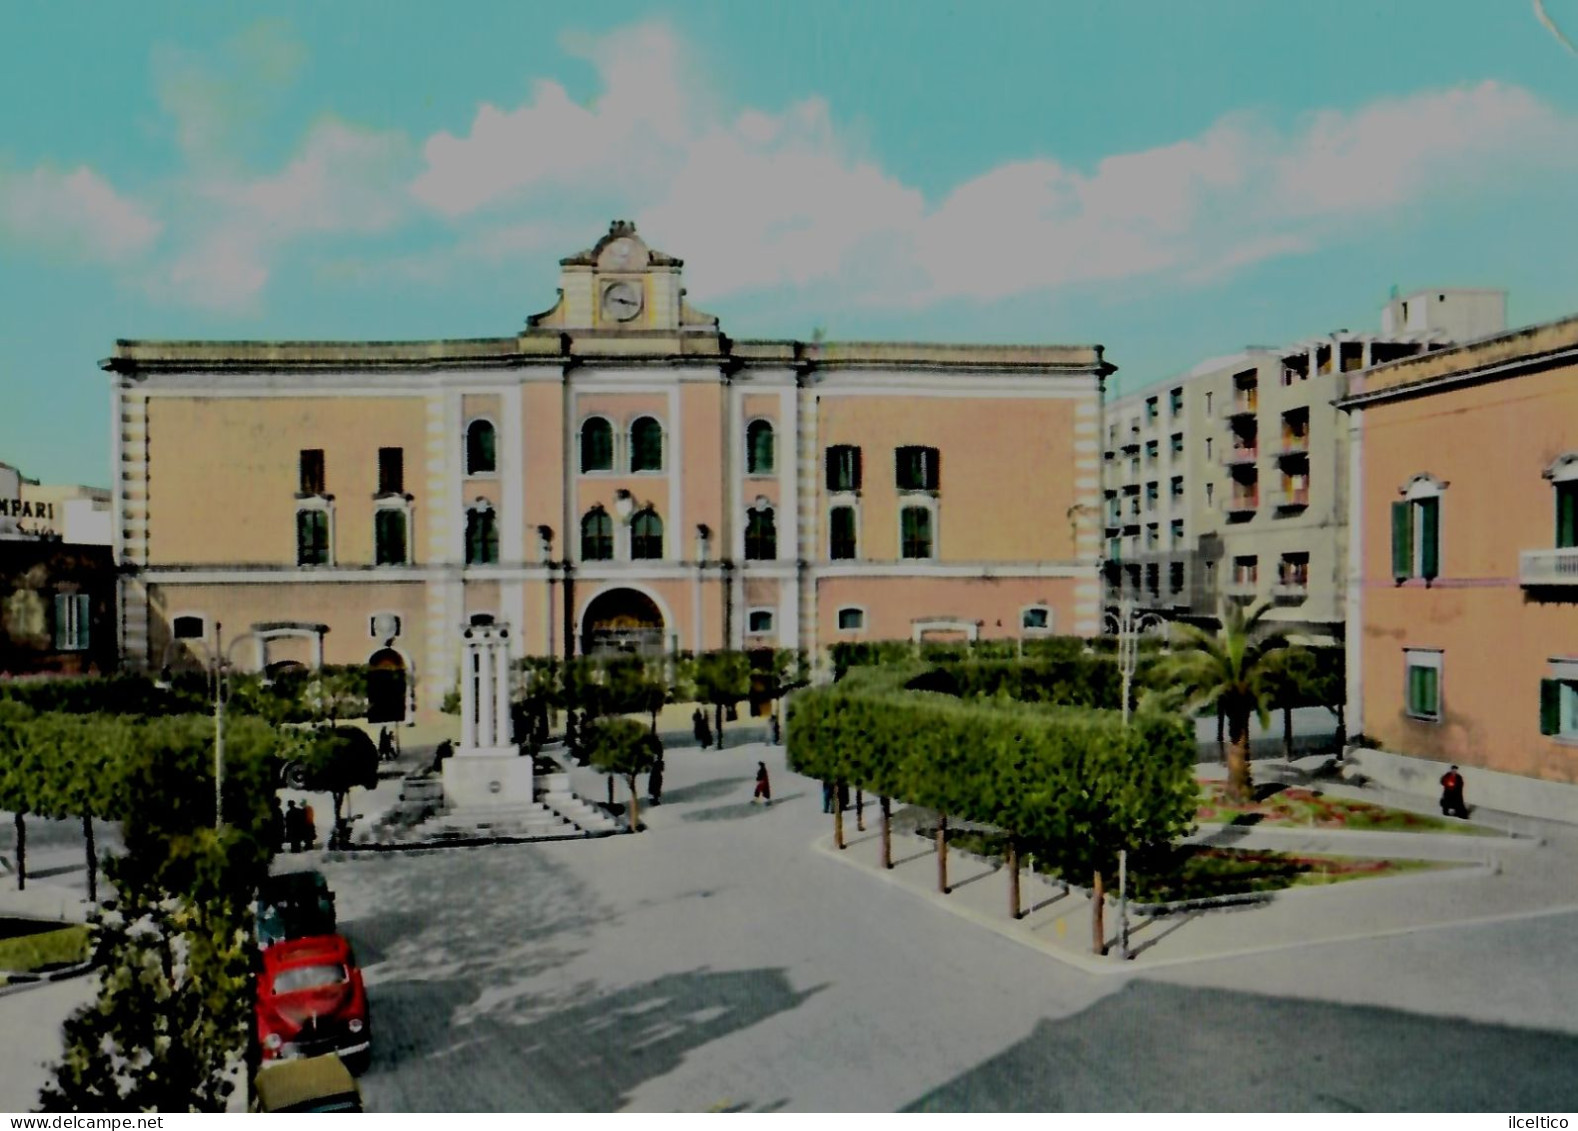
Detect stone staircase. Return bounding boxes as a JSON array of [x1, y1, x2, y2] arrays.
[[434, 801, 574, 839]]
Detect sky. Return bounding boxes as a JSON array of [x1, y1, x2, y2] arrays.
[[5, 0, 1578, 487]]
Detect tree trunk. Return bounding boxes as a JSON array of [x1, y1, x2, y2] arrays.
[[855, 788, 865, 832], [1092, 868, 1107, 955], [13, 812, 24, 892], [936, 814, 949, 894], [1216, 703, 1225, 744], [627, 776, 641, 833], [1007, 837, 1021, 920], [715, 703, 724, 749], [82, 813, 97, 904], [650, 708, 659, 735], [833, 785, 845, 850], [1283, 703, 1294, 759], [880, 796, 892, 869], [1227, 712, 1254, 801]]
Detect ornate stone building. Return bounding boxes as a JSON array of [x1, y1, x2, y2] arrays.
[[105, 222, 1111, 718]]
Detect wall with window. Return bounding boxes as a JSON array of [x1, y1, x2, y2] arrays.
[[0, 542, 116, 676], [1356, 348, 1578, 785], [145, 396, 428, 567], [144, 579, 426, 676], [818, 396, 1084, 562], [815, 576, 1078, 644]]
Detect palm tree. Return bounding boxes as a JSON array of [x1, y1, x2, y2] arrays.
[[1150, 600, 1291, 801]]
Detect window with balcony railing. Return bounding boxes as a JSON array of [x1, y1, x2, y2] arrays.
[[1231, 556, 1257, 586], [1279, 553, 1310, 588]]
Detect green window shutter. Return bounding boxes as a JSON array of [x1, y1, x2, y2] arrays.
[[1421, 666, 1439, 717], [1418, 498, 1439, 580], [1391, 501, 1412, 579], [1540, 678, 1562, 736], [1558, 484, 1578, 549]]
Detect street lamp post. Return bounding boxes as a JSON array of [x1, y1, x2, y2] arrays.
[[208, 621, 260, 832], [1104, 597, 1165, 960]]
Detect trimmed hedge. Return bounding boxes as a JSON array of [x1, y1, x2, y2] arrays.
[[787, 671, 1197, 877]]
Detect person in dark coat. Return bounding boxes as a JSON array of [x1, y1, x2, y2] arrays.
[[649, 757, 665, 806], [754, 761, 772, 805], [836, 781, 850, 813], [1440, 765, 1469, 818], [285, 800, 304, 853], [378, 726, 396, 763], [692, 707, 708, 745], [822, 780, 835, 814], [769, 711, 782, 745], [302, 802, 318, 849]]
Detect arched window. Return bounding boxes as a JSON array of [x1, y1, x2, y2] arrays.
[[466, 419, 497, 475], [745, 505, 776, 561], [630, 416, 663, 473], [465, 505, 499, 565], [747, 420, 775, 475], [631, 508, 664, 559], [581, 507, 613, 561], [581, 417, 614, 473]]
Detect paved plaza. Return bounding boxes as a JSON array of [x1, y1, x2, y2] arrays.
[[4, 740, 1578, 1112]]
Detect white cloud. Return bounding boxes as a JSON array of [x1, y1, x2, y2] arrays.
[[0, 165, 161, 262], [412, 27, 1578, 312]]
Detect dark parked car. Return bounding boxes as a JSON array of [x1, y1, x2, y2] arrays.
[[257, 869, 337, 948], [256, 934, 370, 1074], [278, 726, 380, 791]]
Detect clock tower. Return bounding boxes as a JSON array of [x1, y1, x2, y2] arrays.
[[525, 220, 718, 334]]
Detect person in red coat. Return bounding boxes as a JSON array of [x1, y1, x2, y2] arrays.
[[1439, 765, 1469, 819], [753, 761, 772, 805]]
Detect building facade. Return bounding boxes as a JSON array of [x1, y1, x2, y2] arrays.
[[1339, 312, 1578, 818], [106, 223, 1113, 718], [1103, 288, 1503, 641]]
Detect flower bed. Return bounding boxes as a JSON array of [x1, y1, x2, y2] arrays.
[[0, 920, 89, 985], [1196, 782, 1492, 834]]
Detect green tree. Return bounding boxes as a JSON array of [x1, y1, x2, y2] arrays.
[[292, 726, 380, 838], [21, 714, 129, 903], [585, 717, 661, 833], [0, 699, 39, 889], [695, 650, 750, 749], [40, 830, 257, 1113], [1148, 600, 1291, 801]]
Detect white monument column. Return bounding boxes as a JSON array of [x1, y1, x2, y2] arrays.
[[460, 645, 478, 749], [494, 634, 512, 747], [445, 620, 534, 807], [477, 640, 495, 748]]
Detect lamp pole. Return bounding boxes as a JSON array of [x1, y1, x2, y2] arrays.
[[209, 621, 260, 832]]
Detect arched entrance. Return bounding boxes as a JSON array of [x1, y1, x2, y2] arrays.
[[366, 648, 408, 724], [581, 588, 666, 657]]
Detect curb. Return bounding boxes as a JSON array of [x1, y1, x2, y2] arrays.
[[0, 959, 95, 999], [810, 831, 1570, 976], [328, 827, 623, 855]]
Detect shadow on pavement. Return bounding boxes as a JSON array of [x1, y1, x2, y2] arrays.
[[903, 981, 1578, 1111], [658, 777, 752, 805], [362, 967, 825, 1112]]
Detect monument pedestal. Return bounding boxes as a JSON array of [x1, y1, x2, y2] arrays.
[[442, 749, 535, 808]]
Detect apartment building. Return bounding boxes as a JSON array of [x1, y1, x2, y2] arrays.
[[106, 222, 1112, 719], [1338, 311, 1578, 819], [1104, 288, 1506, 641]]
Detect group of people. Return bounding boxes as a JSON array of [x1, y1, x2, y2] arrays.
[[274, 799, 318, 854], [690, 707, 783, 748]]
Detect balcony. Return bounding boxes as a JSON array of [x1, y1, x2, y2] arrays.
[[1520, 548, 1578, 586], [1222, 493, 1260, 518], [1221, 445, 1259, 467], [1121, 436, 1141, 453], [1272, 485, 1310, 510], [1272, 576, 1309, 601], [1224, 575, 1258, 599], [1275, 434, 1310, 459], [1221, 394, 1259, 420]]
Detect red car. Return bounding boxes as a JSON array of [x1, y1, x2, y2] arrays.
[[256, 934, 370, 1075]]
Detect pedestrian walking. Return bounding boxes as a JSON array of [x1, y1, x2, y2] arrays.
[[822, 780, 835, 814], [692, 707, 708, 746], [769, 711, 782, 745], [1440, 765, 1469, 818], [649, 756, 664, 806], [378, 726, 395, 763], [302, 802, 318, 849], [269, 798, 285, 854], [754, 761, 772, 805], [285, 800, 304, 853]]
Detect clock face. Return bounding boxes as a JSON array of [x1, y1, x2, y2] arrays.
[[601, 280, 643, 322]]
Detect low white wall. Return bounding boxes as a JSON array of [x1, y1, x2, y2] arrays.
[[1346, 746, 1578, 825]]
